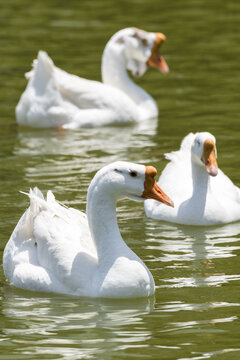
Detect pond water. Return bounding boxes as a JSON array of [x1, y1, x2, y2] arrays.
[[0, 0, 240, 359]]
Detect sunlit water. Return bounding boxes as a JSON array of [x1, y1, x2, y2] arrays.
[[0, 0, 240, 359]]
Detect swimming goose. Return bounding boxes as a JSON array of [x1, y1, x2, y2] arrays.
[[16, 28, 169, 129], [145, 132, 240, 225], [3, 161, 173, 298]]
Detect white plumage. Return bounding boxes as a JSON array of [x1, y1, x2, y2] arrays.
[[16, 28, 168, 129], [145, 132, 240, 225], [3, 161, 173, 298]]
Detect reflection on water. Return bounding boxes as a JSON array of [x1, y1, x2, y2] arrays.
[[12, 120, 157, 208], [1, 287, 154, 359], [145, 220, 240, 288], [15, 117, 157, 158], [1, 122, 240, 360], [1, 283, 240, 360]]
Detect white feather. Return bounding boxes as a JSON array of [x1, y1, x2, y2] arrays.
[[3, 161, 156, 298], [145, 132, 240, 225], [15, 28, 166, 128]]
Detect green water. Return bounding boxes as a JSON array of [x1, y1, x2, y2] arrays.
[[0, 0, 240, 359]]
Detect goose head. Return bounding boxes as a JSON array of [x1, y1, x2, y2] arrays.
[[191, 132, 218, 176], [108, 27, 169, 77], [87, 161, 174, 207]]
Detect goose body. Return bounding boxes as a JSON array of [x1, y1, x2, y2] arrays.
[[3, 161, 173, 298], [16, 28, 168, 129], [145, 132, 240, 225]]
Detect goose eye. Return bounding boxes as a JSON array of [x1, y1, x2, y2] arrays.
[[141, 38, 148, 46], [196, 140, 201, 146], [129, 170, 138, 177]]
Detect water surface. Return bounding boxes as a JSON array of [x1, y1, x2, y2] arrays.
[[0, 0, 240, 359]]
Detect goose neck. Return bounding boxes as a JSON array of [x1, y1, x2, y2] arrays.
[[191, 157, 210, 204], [86, 185, 125, 261], [101, 43, 157, 118]]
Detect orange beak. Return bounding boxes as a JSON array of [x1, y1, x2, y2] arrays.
[[142, 166, 174, 207], [201, 139, 218, 177], [147, 33, 169, 74]]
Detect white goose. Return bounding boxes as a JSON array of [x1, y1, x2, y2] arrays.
[[145, 132, 240, 225], [3, 161, 173, 298], [16, 28, 169, 129]]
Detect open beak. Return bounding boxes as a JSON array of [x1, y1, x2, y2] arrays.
[[142, 166, 174, 207], [201, 139, 218, 177], [147, 33, 169, 74]]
